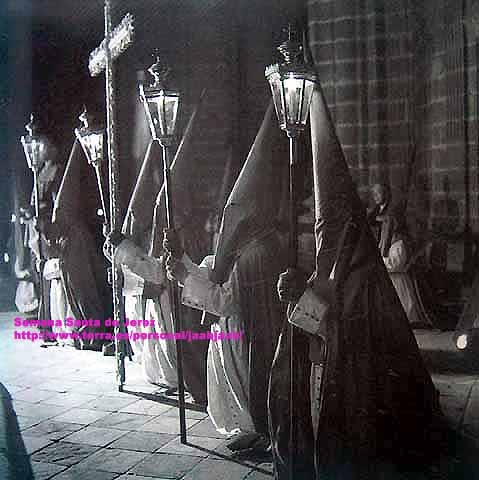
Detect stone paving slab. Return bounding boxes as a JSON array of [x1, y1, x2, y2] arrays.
[[16, 415, 43, 431], [73, 447, 149, 474], [128, 452, 202, 478], [119, 399, 175, 416], [39, 392, 99, 408], [156, 435, 225, 457], [162, 406, 209, 421], [12, 401, 71, 420], [11, 387, 59, 404], [108, 431, 176, 452], [116, 475, 170, 480], [52, 408, 112, 425], [246, 462, 274, 479], [31, 441, 100, 466], [82, 395, 139, 412], [49, 465, 120, 480], [21, 435, 55, 455], [31, 461, 68, 480], [62, 426, 126, 447], [186, 417, 226, 438], [141, 415, 201, 434], [181, 458, 253, 480], [22, 420, 84, 440], [91, 412, 157, 431]]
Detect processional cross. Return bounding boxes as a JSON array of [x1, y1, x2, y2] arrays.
[[88, 0, 134, 391]]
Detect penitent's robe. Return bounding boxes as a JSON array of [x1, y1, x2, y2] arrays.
[[53, 222, 109, 349], [181, 230, 287, 437], [269, 214, 444, 480], [115, 238, 207, 401]]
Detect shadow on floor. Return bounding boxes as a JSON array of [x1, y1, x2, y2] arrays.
[[0, 383, 34, 479]]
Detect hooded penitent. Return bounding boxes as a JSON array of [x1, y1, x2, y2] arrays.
[[211, 102, 287, 284], [269, 83, 444, 480], [320, 83, 443, 474], [146, 89, 210, 404], [148, 88, 207, 259], [122, 140, 163, 250], [202, 101, 289, 436], [51, 139, 109, 344]]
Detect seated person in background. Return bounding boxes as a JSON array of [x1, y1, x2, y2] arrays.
[[382, 208, 435, 329], [367, 182, 392, 251]]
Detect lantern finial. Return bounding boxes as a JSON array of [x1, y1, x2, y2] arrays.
[[278, 24, 302, 65], [79, 105, 92, 129], [147, 53, 171, 87], [25, 113, 37, 136]]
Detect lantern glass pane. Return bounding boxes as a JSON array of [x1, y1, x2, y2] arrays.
[[283, 76, 303, 127], [268, 74, 286, 129], [147, 93, 179, 138], [80, 132, 103, 164], [162, 94, 180, 136], [146, 99, 162, 138], [21, 136, 46, 169], [300, 79, 315, 126]]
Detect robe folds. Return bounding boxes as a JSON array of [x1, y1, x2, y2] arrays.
[[269, 218, 444, 480], [383, 238, 434, 328], [114, 239, 207, 403], [268, 83, 445, 480], [181, 229, 287, 436], [52, 222, 109, 348]]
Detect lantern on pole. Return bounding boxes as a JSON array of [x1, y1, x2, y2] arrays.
[[75, 107, 109, 226], [140, 55, 180, 146], [139, 54, 187, 444], [20, 113, 49, 320], [265, 26, 317, 480], [265, 26, 317, 266], [21, 114, 48, 177]]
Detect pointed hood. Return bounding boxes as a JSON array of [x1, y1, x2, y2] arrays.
[[149, 88, 207, 256], [216, 144, 235, 218], [211, 102, 287, 284], [310, 84, 356, 228], [122, 140, 162, 249], [52, 138, 84, 226], [52, 138, 101, 231], [310, 83, 362, 280]]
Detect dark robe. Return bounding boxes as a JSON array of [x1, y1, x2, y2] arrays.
[[51, 140, 110, 348], [29, 159, 62, 320], [178, 223, 209, 405], [233, 229, 287, 435], [269, 84, 443, 480]]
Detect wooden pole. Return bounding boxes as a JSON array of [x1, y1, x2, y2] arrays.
[[104, 0, 126, 390], [287, 134, 298, 480], [161, 142, 188, 443]]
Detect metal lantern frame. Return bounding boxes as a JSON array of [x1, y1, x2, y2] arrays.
[[265, 28, 318, 480], [265, 63, 317, 138], [139, 56, 180, 146], [20, 114, 49, 321], [74, 108, 109, 225], [139, 55, 187, 444], [20, 114, 48, 173]]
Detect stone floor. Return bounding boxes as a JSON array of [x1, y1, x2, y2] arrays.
[[1, 308, 479, 479]]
